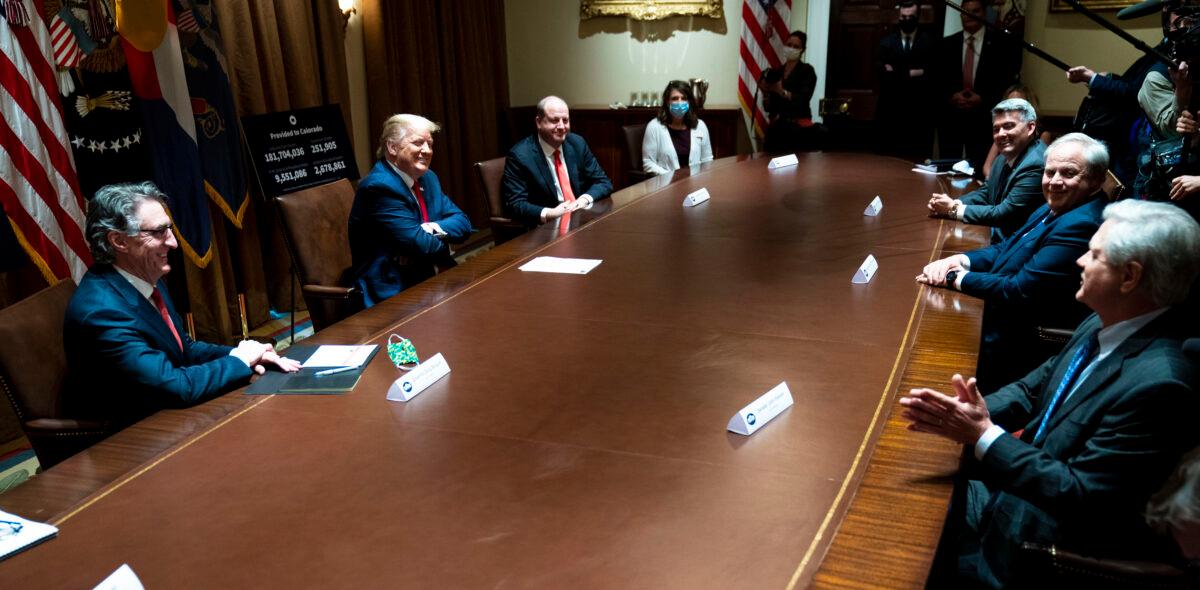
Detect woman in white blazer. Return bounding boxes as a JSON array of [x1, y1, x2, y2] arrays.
[[642, 80, 714, 175]]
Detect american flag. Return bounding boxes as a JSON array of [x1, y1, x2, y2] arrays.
[[738, 0, 791, 148], [0, 0, 92, 283]]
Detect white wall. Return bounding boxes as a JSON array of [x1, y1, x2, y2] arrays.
[[505, 0, 808, 107]]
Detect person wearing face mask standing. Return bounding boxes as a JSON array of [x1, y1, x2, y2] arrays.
[[875, 1, 937, 162], [761, 30, 824, 154], [641, 80, 715, 176]]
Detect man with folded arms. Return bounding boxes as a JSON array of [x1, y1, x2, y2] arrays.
[[918, 133, 1107, 393], [502, 95, 612, 232], [65, 182, 300, 430], [904, 199, 1200, 589], [349, 114, 473, 307], [927, 98, 1046, 244]]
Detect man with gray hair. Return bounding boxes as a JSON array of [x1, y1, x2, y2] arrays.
[[64, 182, 300, 431], [349, 113, 473, 308], [904, 199, 1200, 588], [928, 98, 1046, 243], [501, 95, 612, 231], [919, 132, 1109, 392]]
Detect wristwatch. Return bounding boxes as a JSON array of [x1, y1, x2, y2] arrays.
[[945, 270, 959, 289]]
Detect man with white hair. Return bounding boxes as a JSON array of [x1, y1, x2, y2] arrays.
[[349, 114, 473, 308], [919, 133, 1109, 392], [904, 199, 1200, 588], [928, 98, 1046, 244]]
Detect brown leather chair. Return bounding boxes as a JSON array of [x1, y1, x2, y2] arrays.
[[1103, 169, 1127, 201], [1012, 543, 1190, 589], [0, 280, 110, 469], [274, 179, 361, 332], [474, 157, 526, 246], [621, 123, 654, 185]]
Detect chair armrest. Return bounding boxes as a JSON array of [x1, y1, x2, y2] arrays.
[[1036, 327, 1075, 346], [26, 417, 109, 434], [302, 285, 356, 299]]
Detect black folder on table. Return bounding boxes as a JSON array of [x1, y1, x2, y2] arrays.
[[245, 344, 379, 394]]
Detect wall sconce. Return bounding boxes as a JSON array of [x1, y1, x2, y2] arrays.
[[338, 0, 356, 32]]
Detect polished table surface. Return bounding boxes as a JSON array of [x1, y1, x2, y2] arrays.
[[0, 154, 987, 588]]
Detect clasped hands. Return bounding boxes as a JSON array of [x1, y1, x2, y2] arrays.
[[916, 254, 967, 288], [950, 89, 981, 110], [231, 340, 302, 375], [544, 194, 594, 220], [900, 374, 993, 445], [927, 193, 960, 218]]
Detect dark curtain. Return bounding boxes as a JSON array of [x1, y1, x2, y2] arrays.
[[172, 0, 353, 343], [361, 0, 508, 228]]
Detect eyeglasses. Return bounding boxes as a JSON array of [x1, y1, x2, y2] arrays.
[[138, 223, 174, 239], [0, 519, 23, 539]]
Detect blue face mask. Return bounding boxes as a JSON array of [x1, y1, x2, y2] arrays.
[[669, 102, 690, 118]]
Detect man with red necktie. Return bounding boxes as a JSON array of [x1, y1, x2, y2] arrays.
[[501, 96, 613, 233], [64, 182, 301, 431], [349, 114, 473, 308]]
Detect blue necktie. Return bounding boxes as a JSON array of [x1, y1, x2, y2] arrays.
[[1032, 332, 1100, 444]]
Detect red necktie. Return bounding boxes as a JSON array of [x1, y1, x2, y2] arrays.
[[412, 180, 430, 223], [553, 150, 576, 236], [151, 288, 183, 352], [963, 35, 975, 90]]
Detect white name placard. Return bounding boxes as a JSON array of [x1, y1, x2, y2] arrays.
[[767, 154, 799, 169], [727, 382, 794, 436], [386, 353, 451, 402], [863, 195, 883, 217], [93, 564, 144, 590], [683, 187, 711, 207], [852, 254, 879, 284]]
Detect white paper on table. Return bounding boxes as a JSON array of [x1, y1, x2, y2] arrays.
[[301, 344, 378, 368], [519, 257, 603, 274], [0, 508, 58, 561]]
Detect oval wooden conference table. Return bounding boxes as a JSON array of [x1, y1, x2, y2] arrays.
[[0, 153, 989, 588]]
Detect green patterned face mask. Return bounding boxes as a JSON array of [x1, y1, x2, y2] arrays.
[[387, 334, 419, 370]]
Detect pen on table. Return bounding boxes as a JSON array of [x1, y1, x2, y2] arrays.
[[315, 366, 356, 377]]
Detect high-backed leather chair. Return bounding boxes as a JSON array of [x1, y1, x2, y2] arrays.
[[621, 123, 653, 185], [474, 157, 526, 246], [0, 280, 110, 469], [274, 179, 361, 332]]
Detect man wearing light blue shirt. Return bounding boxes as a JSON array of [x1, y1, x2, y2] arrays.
[[903, 200, 1200, 588]]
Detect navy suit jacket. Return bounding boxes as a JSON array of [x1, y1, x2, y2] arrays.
[[63, 265, 251, 427], [962, 310, 1197, 586], [501, 133, 613, 228], [962, 195, 1105, 390], [958, 139, 1046, 243], [349, 163, 473, 307]]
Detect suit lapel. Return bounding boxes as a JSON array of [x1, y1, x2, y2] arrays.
[[100, 268, 182, 361], [1042, 316, 1161, 435], [993, 204, 1050, 268], [529, 138, 557, 199]]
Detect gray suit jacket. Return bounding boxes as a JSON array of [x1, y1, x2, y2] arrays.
[[959, 139, 1046, 244], [965, 310, 1197, 586]]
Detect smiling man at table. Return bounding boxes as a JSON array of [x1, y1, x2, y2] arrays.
[[64, 182, 301, 431], [904, 199, 1200, 588]]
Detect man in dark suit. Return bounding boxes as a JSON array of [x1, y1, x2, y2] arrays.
[[937, 0, 1022, 170], [349, 114, 473, 308], [918, 133, 1107, 393], [875, 0, 937, 161], [903, 198, 1200, 589], [928, 98, 1046, 244], [64, 182, 300, 429], [502, 95, 613, 230]]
